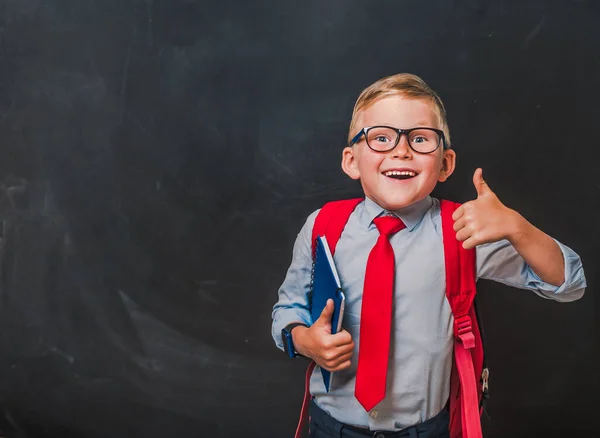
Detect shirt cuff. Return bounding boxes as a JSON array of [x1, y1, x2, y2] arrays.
[[272, 308, 312, 350], [525, 239, 586, 302]]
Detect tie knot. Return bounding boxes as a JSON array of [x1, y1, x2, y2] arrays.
[[373, 215, 406, 237]]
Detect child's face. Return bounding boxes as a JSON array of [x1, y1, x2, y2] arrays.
[[342, 95, 456, 211]]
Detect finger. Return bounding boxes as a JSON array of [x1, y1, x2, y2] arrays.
[[325, 343, 354, 361], [326, 351, 354, 369], [331, 330, 353, 346], [452, 205, 464, 221], [473, 168, 490, 197], [452, 217, 467, 233], [328, 359, 352, 372], [333, 342, 355, 357], [333, 351, 354, 365], [321, 348, 353, 367], [326, 348, 353, 362], [455, 226, 472, 242], [317, 299, 334, 324], [462, 237, 478, 250]]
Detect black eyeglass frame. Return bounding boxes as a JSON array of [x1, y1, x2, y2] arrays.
[[349, 125, 449, 154]]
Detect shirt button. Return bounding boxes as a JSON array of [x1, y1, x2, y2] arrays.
[[370, 410, 378, 419]]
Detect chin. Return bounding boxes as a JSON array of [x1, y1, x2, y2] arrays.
[[370, 189, 431, 211], [374, 197, 416, 211], [383, 201, 414, 210]]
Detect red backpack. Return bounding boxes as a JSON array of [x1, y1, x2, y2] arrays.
[[294, 198, 489, 438]]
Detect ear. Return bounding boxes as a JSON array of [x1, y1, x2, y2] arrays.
[[341, 146, 361, 180], [437, 149, 456, 182]]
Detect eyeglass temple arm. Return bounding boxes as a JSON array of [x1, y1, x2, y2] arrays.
[[349, 129, 366, 146]]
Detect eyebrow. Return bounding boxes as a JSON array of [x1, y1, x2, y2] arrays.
[[370, 121, 437, 128]]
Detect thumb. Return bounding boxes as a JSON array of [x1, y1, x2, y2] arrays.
[[316, 299, 334, 328], [473, 168, 491, 197]]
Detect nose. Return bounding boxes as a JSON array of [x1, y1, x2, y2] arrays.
[[389, 134, 412, 159]]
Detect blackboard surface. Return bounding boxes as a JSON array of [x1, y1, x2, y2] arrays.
[[0, 1, 598, 437]]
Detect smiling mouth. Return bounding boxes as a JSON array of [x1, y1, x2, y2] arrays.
[[383, 170, 417, 180]]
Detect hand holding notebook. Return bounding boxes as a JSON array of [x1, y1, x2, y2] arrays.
[[309, 235, 347, 392]]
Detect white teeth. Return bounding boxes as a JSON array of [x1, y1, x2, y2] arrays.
[[384, 170, 416, 177]]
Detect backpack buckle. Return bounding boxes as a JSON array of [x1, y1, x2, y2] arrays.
[[454, 315, 475, 349]]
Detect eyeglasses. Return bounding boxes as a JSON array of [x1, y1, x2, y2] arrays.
[[349, 126, 448, 154]]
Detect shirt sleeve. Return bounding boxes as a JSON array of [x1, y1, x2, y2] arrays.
[[271, 210, 319, 350], [476, 238, 586, 302]]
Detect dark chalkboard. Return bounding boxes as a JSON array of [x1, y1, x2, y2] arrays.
[[0, 1, 598, 437]]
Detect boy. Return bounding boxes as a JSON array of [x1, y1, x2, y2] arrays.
[[271, 73, 586, 438]]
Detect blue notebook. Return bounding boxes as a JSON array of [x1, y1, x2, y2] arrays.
[[311, 235, 345, 392]]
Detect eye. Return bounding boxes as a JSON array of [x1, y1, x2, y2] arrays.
[[410, 129, 438, 145], [373, 135, 391, 143], [412, 135, 428, 143]]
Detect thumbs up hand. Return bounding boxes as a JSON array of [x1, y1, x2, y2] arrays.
[[292, 299, 355, 372], [452, 168, 520, 250]]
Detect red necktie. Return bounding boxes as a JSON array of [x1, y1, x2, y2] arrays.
[[355, 215, 406, 412]]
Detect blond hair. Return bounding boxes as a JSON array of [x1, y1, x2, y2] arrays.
[[348, 73, 451, 147]]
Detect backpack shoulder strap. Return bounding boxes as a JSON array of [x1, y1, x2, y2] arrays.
[[441, 200, 477, 322], [440, 200, 484, 438], [311, 198, 363, 256]]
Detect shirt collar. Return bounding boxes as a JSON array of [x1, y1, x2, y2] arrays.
[[362, 196, 433, 232]]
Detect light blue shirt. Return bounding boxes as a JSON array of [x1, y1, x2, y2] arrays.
[[271, 196, 586, 431]]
